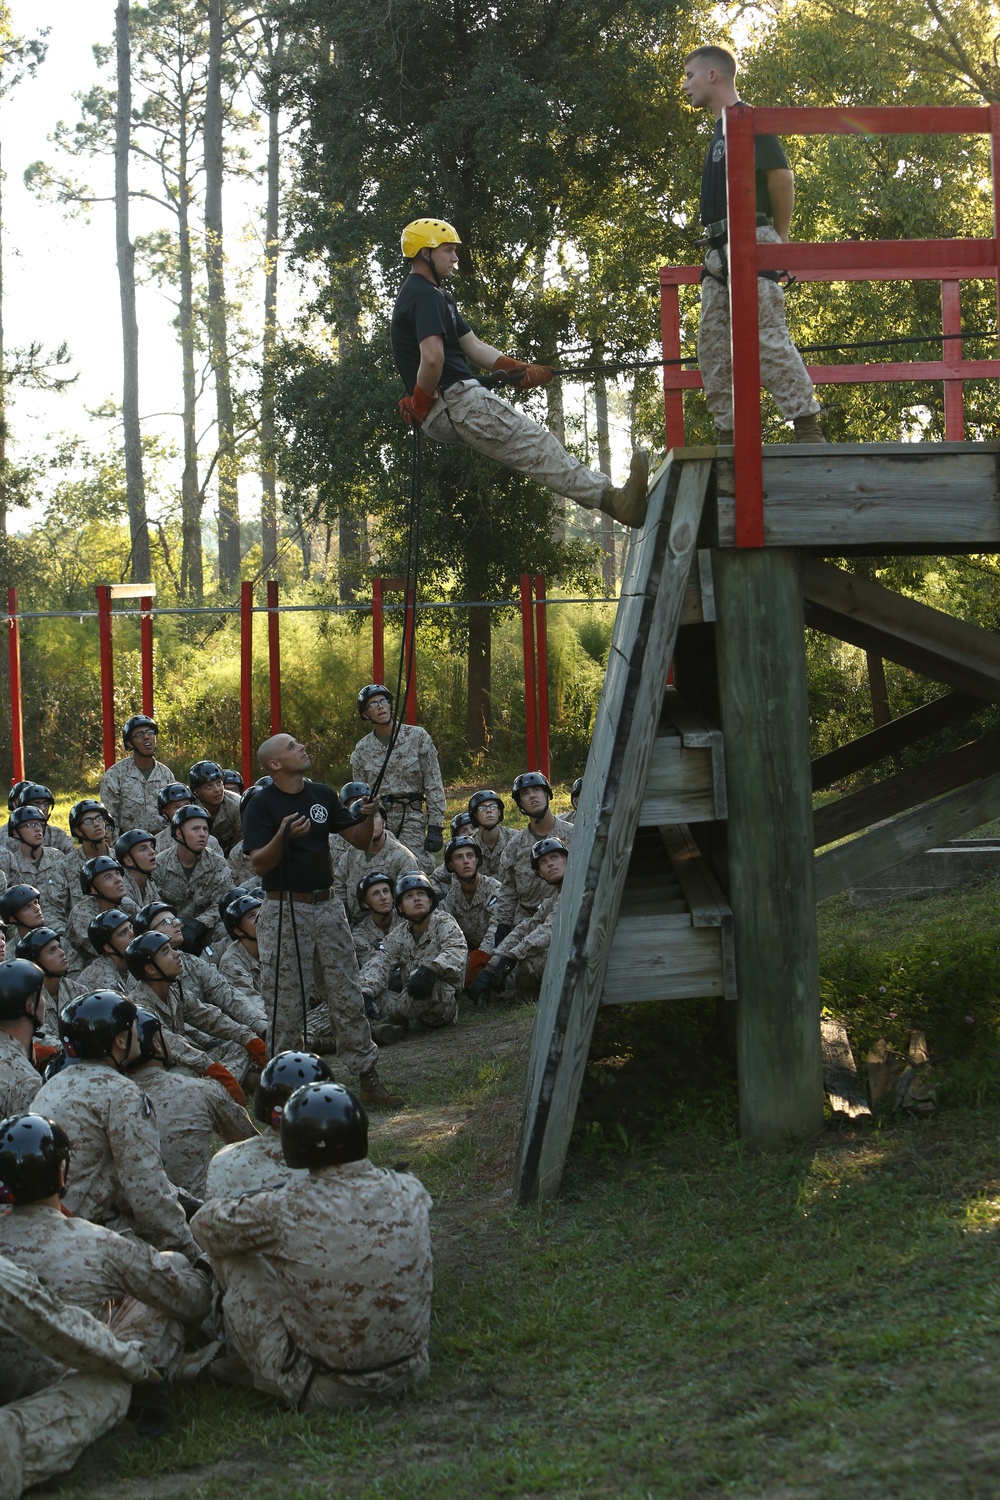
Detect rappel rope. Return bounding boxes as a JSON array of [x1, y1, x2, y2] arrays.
[[369, 422, 423, 804]]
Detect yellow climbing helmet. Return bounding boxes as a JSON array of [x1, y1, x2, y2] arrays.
[[400, 218, 461, 258]]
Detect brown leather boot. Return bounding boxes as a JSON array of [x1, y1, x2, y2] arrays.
[[793, 413, 825, 443], [600, 449, 650, 528], [357, 1064, 405, 1107]]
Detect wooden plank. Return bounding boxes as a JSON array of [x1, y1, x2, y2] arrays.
[[696, 550, 716, 623], [517, 454, 712, 1205], [814, 771, 1000, 901], [813, 728, 1000, 847], [801, 561, 1000, 701], [715, 547, 824, 1148], [660, 689, 728, 819], [641, 732, 717, 824], [811, 691, 981, 790], [679, 557, 716, 626], [603, 920, 725, 1003], [661, 824, 736, 1001], [821, 1018, 872, 1121]]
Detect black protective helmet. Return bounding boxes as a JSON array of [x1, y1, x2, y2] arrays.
[[60, 991, 137, 1062], [222, 769, 245, 794], [571, 776, 584, 803], [14, 929, 64, 973], [223, 891, 264, 938], [156, 782, 192, 816], [7, 780, 29, 812], [348, 798, 384, 820], [530, 836, 569, 874], [0, 885, 42, 923], [340, 780, 372, 806], [123, 931, 172, 982], [357, 683, 392, 718], [356, 871, 393, 913], [79, 854, 123, 896], [0, 959, 46, 1022], [122, 714, 159, 747], [254, 1051, 334, 1129], [114, 829, 155, 866], [133, 901, 176, 936], [0, 1114, 71, 1205], [444, 835, 481, 873], [239, 782, 265, 816], [9, 806, 47, 839], [14, 782, 55, 810], [43, 1049, 74, 1083], [394, 870, 438, 914], [68, 799, 114, 839], [218, 887, 247, 923], [87, 908, 132, 955], [512, 771, 552, 812], [468, 789, 505, 826], [131, 1006, 173, 1069], [171, 804, 210, 840], [449, 811, 474, 836], [280, 1081, 368, 1168], [189, 760, 224, 790]]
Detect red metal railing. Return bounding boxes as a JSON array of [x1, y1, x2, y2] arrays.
[[660, 103, 1000, 547]]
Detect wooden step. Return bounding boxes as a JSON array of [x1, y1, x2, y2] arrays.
[[639, 689, 728, 824]]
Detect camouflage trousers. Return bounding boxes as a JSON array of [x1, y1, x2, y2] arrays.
[[382, 802, 435, 877], [383, 978, 459, 1030], [216, 1254, 429, 1408], [698, 226, 820, 431], [257, 895, 377, 1075], [423, 379, 609, 508], [0, 1372, 132, 1500]]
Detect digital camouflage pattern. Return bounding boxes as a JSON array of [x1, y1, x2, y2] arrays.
[[350, 723, 446, 872], [154, 842, 234, 944], [0, 1032, 42, 1118], [130, 1062, 256, 1196], [99, 757, 176, 836], [361, 907, 466, 1028], [205, 1128, 306, 1201], [201, 790, 242, 855], [121, 868, 160, 909], [470, 822, 515, 879], [218, 942, 267, 1033], [334, 832, 419, 913], [489, 886, 561, 985], [489, 817, 574, 939], [438, 873, 501, 949], [64, 895, 139, 966]]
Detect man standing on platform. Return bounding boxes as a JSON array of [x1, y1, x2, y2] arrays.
[[682, 45, 824, 447], [242, 735, 403, 1108]]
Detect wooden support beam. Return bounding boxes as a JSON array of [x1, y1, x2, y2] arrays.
[[811, 690, 981, 790], [660, 824, 736, 1001], [814, 772, 1000, 902], [714, 548, 824, 1149], [801, 561, 1000, 701], [813, 728, 1000, 847]]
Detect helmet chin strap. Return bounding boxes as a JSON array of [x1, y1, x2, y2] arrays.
[[419, 247, 442, 286]]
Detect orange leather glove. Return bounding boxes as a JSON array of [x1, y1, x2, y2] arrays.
[[466, 949, 492, 986], [494, 355, 552, 389], [245, 1037, 267, 1069], [32, 1044, 60, 1072], [398, 384, 438, 425], [205, 1062, 245, 1105]]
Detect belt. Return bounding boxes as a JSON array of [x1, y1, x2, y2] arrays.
[[701, 212, 772, 242], [265, 889, 331, 904], [382, 793, 424, 806]]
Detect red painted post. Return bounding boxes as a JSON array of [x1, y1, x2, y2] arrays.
[[402, 585, 418, 724], [267, 580, 282, 734], [96, 586, 116, 770], [240, 581, 254, 789], [7, 588, 24, 785], [534, 574, 551, 780], [140, 596, 154, 718], [372, 577, 384, 683], [990, 101, 1000, 350], [941, 280, 965, 440], [724, 103, 764, 547], [519, 574, 538, 771], [660, 280, 686, 449]]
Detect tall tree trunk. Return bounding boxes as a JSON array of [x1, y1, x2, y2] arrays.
[[115, 0, 151, 581], [205, 0, 240, 590], [260, 25, 282, 578], [593, 365, 616, 592], [338, 509, 362, 601], [467, 599, 491, 751], [546, 377, 566, 544], [177, 97, 202, 600]]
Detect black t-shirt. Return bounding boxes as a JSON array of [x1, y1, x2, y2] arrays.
[[241, 781, 358, 893], [700, 113, 789, 224], [390, 274, 473, 394]]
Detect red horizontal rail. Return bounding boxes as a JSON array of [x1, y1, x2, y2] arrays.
[[662, 361, 1000, 391], [751, 106, 990, 136], [660, 262, 999, 286], [757, 239, 997, 273]]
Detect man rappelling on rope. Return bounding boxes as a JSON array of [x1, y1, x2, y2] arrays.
[[390, 218, 651, 529]]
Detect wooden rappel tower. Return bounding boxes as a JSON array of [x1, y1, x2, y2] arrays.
[[516, 103, 1000, 1204]]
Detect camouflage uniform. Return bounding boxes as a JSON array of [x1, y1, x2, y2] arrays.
[[0, 1204, 211, 1384], [257, 895, 378, 1073], [154, 825, 224, 858], [228, 840, 261, 890], [31, 1060, 201, 1260], [699, 225, 821, 432], [192, 1159, 432, 1405], [361, 907, 466, 1028], [125, 969, 258, 1081], [351, 911, 399, 970], [470, 823, 516, 880], [350, 724, 446, 875], [126, 977, 226, 1076], [3, 820, 74, 855], [218, 942, 267, 1033], [488, 816, 574, 943], [439, 874, 501, 950], [64, 894, 140, 966], [154, 842, 233, 945], [334, 832, 420, 914], [176, 951, 264, 1036], [205, 1129, 306, 1201], [44, 847, 93, 928], [38, 979, 78, 1039], [489, 886, 561, 985], [200, 790, 242, 855], [0, 845, 63, 921], [0, 1255, 151, 1499], [130, 1062, 256, 1197], [99, 756, 176, 836], [76, 954, 130, 994], [122, 869, 160, 908], [0, 1033, 41, 1117]]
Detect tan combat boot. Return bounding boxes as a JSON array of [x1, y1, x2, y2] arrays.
[[357, 1063, 404, 1107], [600, 449, 650, 528], [793, 413, 825, 443]]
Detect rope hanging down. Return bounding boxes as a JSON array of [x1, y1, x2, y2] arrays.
[[369, 422, 423, 803]]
